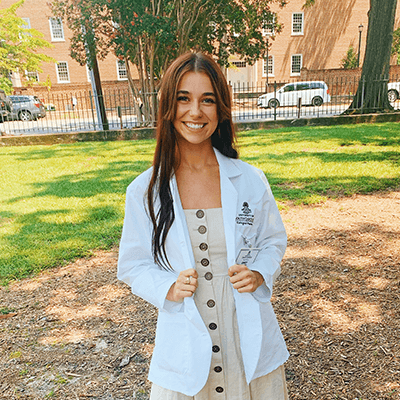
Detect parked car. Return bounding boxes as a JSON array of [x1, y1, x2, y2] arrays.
[[0, 89, 13, 122], [8, 95, 46, 121], [257, 81, 331, 108], [387, 81, 400, 102]]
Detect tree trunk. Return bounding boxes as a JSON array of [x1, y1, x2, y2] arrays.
[[124, 56, 143, 124], [345, 0, 397, 114]]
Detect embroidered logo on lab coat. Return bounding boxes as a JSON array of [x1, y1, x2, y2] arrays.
[[236, 202, 254, 225]]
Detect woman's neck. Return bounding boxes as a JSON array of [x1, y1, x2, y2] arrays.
[[175, 140, 217, 172]]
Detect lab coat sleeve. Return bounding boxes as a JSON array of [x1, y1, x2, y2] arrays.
[[117, 182, 183, 313], [250, 170, 287, 302]]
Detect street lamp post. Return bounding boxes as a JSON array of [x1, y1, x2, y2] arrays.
[[357, 24, 364, 68], [265, 33, 271, 92]]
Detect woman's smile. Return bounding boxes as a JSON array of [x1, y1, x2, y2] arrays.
[[184, 122, 206, 129]]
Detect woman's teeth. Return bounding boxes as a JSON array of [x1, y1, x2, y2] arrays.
[[185, 123, 205, 129]]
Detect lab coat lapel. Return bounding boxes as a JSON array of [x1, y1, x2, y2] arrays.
[[171, 174, 205, 329], [214, 149, 241, 266]]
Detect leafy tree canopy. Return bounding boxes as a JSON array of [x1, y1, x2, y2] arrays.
[[51, 0, 286, 124], [0, 0, 55, 93]]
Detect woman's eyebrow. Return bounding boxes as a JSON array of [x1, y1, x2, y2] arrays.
[[177, 90, 215, 96]]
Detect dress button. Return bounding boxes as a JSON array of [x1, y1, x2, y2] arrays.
[[209, 323, 217, 330], [207, 299, 215, 308], [201, 258, 210, 267], [205, 272, 213, 281], [198, 225, 207, 234], [212, 345, 220, 353], [199, 242, 208, 251], [216, 387, 224, 393], [196, 209, 205, 219], [214, 366, 222, 373]]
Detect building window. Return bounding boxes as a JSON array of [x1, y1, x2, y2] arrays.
[[262, 14, 276, 36], [49, 17, 65, 41], [56, 62, 70, 83], [263, 56, 274, 77], [232, 61, 247, 68], [21, 17, 31, 29], [117, 60, 128, 80], [292, 13, 304, 35], [291, 54, 302, 76], [20, 18, 31, 37], [25, 71, 39, 82]]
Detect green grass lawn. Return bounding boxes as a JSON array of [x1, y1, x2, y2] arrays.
[[1, 122, 399, 284]]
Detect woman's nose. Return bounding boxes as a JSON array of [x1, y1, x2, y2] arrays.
[[189, 101, 202, 117]]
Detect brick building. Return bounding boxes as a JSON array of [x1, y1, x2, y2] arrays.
[[3, 0, 400, 94], [1, 0, 137, 95], [227, 0, 400, 86]]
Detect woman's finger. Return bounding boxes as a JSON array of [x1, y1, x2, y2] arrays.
[[228, 264, 248, 277]]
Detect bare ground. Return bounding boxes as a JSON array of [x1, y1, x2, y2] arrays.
[[1, 191, 400, 400]]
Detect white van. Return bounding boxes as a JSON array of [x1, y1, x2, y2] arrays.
[[257, 81, 331, 108]]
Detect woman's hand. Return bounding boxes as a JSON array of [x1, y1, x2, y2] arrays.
[[228, 264, 264, 293], [166, 268, 198, 302]]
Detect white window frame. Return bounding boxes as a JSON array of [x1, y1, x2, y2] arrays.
[[291, 54, 302, 76], [20, 18, 31, 37], [25, 70, 39, 82], [262, 55, 274, 77], [56, 61, 70, 83], [21, 17, 31, 29], [232, 61, 247, 68], [292, 12, 304, 36], [262, 14, 276, 37], [117, 60, 128, 80], [49, 17, 65, 41]]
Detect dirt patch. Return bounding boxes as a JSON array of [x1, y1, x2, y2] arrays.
[[1, 191, 400, 399]]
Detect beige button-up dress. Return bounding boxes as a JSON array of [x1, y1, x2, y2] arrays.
[[150, 208, 288, 400]]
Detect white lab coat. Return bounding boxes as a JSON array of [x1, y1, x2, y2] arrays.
[[117, 148, 289, 396]]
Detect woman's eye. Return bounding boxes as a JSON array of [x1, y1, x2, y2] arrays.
[[177, 96, 189, 102], [203, 98, 216, 104]]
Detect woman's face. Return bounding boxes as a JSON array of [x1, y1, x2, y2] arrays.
[[173, 71, 218, 147]]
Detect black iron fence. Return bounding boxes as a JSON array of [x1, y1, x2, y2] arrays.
[[230, 75, 400, 123], [1, 75, 400, 136]]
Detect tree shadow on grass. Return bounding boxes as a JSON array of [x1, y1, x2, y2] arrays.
[[239, 123, 400, 147], [3, 140, 156, 161], [274, 222, 400, 398], [241, 146, 400, 202], [1, 159, 152, 283], [6, 160, 151, 204], [0, 205, 123, 282]]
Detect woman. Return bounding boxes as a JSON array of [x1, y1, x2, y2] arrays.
[[117, 52, 289, 399]]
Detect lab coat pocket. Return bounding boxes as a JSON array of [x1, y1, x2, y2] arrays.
[[154, 311, 189, 375]]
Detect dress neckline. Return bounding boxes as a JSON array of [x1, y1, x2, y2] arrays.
[[183, 207, 222, 211]]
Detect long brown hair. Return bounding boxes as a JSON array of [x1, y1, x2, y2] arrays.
[[147, 52, 238, 270]]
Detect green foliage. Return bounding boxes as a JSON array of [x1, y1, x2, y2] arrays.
[[0, 0, 55, 92], [1, 123, 399, 284], [302, 0, 315, 8], [341, 46, 359, 70], [0, 77, 13, 95], [391, 27, 400, 65]]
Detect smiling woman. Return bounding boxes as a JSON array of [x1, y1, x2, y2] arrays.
[[173, 72, 218, 147], [117, 52, 289, 400]]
